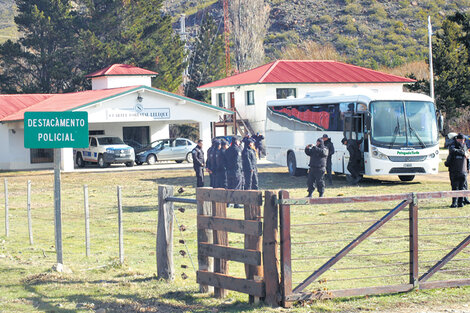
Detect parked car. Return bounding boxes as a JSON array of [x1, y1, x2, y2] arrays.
[[135, 138, 196, 165], [444, 132, 470, 149], [75, 136, 135, 168]]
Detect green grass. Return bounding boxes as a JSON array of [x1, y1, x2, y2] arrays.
[[0, 165, 470, 312]]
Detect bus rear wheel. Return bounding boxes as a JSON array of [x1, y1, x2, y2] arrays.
[[399, 175, 415, 182], [287, 152, 306, 176]]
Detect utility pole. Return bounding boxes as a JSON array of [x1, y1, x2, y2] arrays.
[[428, 16, 435, 100], [180, 14, 189, 87], [223, 0, 231, 77]]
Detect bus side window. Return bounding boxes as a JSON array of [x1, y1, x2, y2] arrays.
[[328, 104, 338, 130]]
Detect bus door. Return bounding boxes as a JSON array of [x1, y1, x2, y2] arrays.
[[343, 112, 366, 173]]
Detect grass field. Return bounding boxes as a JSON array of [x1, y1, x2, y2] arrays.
[[1, 163, 470, 312]]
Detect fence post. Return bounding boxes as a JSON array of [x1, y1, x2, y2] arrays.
[[409, 192, 418, 288], [245, 201, 263, 304], [27, 180, 33, 245], [157, 185, 175, 280], [196, 190, 213, 293], [4, 178, 8, 237], [84, 185, 90, 257], [263, 191, 281, 307], [212, 201, 228, 298], [117, 186, 124, 264], [279, 190, 292, 308]]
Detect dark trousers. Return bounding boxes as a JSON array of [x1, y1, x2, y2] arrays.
[[450, 172, 467, 205], [209, 173, 216, 187], [347, 161, 361, 180], [307, 167, 325, 196], [326, 157, 333, 184], [227, 170, 243, 190], [194, 167, 204, 187], [244, 170, 259, 190], [215, 171, 227, 189]]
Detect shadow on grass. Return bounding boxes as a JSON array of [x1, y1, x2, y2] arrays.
[[123, 205, 157, 213]]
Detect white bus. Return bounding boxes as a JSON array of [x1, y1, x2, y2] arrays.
[[265, 88, 441, 182]]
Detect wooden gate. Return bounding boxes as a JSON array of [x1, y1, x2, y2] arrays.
[[278, 190, 470, 307], [196, 188, 281, 306]]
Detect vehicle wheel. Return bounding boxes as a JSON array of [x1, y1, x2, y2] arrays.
[[98, 155, 108, 168], [175, 160, 183, 163], [287, 152, 306, 176], [76, 153, 85, 168], [186, 152, 193, 163], [399, 175, 415, 182], [147, 154, 157, 165], [125, 161, 134, 167], [135, 161, 143, 165]]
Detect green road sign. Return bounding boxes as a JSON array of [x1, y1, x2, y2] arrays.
[[24, 112, 89, 148]]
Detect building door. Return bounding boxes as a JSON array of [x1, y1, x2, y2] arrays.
[[123, 126, 150, 150], [229, 92, 235, 110]]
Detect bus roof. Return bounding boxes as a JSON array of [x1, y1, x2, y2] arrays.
[[267, 88, 433, 106]]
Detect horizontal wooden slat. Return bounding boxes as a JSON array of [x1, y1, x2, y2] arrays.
[[279, 193, 411, 205], [197, 270, 265, 297], [197, 215, 262, 236], [286, 284, 414, 301], [196, 188, 263, 205], [419, 279, 470, 290], [198, 242, 261, 266], [164, 197, 197, 204]]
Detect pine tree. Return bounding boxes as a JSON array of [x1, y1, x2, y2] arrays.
[[185, 14, 225, 102]]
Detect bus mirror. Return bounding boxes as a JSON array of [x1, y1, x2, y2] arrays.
[[437, 111, 444, 132]]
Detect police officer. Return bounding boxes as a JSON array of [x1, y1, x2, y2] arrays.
[[305, 138, 328, 197], [252, 132, 265, 159], [191, 139, 205, 187], [342, 137, 364, 184], [215, 139, 228, 188], [322, 134, 335, 185], [225, 136, 243, 190], [448, 134, 470, 205], [242, 138, 259, 190], [446, 133, 469, 208], [206, 138, 220, 187]]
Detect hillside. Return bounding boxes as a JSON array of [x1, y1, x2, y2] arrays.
[[2, 0, 470, 71]]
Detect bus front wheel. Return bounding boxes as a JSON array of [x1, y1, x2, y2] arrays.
[[399, 175, 415, 182], [287, 152, 305, 176]]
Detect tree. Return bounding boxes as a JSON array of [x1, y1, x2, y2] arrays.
[[0, 0, 81, 93], [185, 13, 225, 102], [229, 0, 270, 73]]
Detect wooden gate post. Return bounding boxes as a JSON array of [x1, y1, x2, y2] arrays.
[[197, 191, 213, 293], [409, 192, 418, 288], [213, 201, 228, 298], [157, 185, 175, 280], [279, 190, 292, 308], [263, 191, 281, 307], [245, 201, 263, 304]]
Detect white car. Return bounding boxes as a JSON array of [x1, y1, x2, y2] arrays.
[[75, 136, 135, 168]]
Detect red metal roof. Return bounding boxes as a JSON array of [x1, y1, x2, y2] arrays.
[[0, 94, 53, 119], [85, 64, 158, 78], [1, 86, 137, 122], [198, 60, 415, 89]]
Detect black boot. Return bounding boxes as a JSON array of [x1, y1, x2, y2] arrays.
[[458, 198, 464, 207], [319, 191, 324, 197], [463, 198, 470, 205], [307, 191, 313, 198], [450, 198, 458, 208]]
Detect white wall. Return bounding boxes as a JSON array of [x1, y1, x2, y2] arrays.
[[91, 76, 152, 90], [208, 82, 406, 135], [0, 124, 10, 169]]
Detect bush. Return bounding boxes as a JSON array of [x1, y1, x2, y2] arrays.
[[344, 3, 362, 14], [319, 15, 333, 24]]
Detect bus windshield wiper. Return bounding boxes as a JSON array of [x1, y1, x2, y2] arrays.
[[408, 125, 426, 148], [389, 117, 400, 149]]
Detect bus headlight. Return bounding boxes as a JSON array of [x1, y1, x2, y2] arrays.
[[372, 147, 387, 160], [428, 153, 435, 158]]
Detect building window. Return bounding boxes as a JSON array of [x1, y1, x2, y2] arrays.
[[276, 88, 297, 99], [246, 90, 255, 105], [30, 149, 53, 164], [216, 93, 225, 107]]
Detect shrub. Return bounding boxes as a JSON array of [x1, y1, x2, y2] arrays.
[[319, 15, 333, 24], [344, 3, 362, 14]]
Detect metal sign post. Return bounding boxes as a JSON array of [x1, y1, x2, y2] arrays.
[[24, 111, 88, 269]]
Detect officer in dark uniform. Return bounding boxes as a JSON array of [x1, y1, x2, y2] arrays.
[[252, 132, 265, 159], [342, 137, 364, 184], [191, 139, 205, 187], [305, 138, 328, 197], [206, 138, 220, 187], [215, 139, 228, 188], [242, 138, 259, 190], [322, 134, 335, 185], [225, 136, 243, 190], [448, 134, 470, 205], [446, 133, 469, 207]]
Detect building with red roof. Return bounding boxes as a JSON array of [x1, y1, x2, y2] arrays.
[[0, 64, 231, 171], [198, 60, 415, 136]]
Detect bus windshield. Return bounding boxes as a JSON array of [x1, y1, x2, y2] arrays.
[[370, 101, 438, 148]]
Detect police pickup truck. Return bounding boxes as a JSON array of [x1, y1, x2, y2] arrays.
[[75, 135, 135, 168]]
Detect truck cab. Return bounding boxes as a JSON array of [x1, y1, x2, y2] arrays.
[[75, 135, 135, 168]]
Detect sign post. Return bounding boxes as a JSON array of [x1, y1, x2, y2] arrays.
[[24, 111, 88, 269]]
